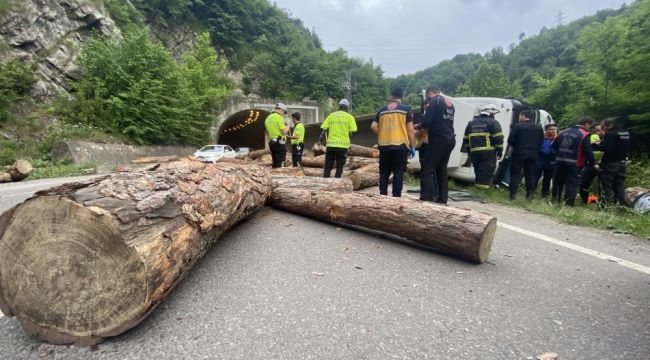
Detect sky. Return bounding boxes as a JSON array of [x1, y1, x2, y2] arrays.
[[273, 0, 627, 77]]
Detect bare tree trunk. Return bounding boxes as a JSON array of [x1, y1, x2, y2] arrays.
[[270, 189, 496, 264], [0, 160, 272, 345]]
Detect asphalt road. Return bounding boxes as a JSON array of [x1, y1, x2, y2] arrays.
[[0, 178, 649, 359]]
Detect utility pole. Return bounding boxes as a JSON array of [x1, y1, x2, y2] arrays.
[[555, 10, 565, 27], [341, 69, 353, 111]]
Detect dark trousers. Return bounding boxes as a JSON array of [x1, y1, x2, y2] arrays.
[[579, 166, 599, 204], [509, 152, 539, 198], [418, 144, 437, 198], [420, 138, 455, 204], [471, 151, 497, 187], [291, 143, 304, 167], [379, 149, 409, 197], [324, 148, 347, 178], [600, 161, 627, 205], [536, 159, 555, 198], [553, 163, 581, 206], [269, 141, 287, 168]]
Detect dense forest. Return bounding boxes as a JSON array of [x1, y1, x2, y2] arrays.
[[1, 0, 649, 151]]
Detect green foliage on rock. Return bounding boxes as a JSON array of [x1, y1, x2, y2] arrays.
[[60, 29, 233, 146], [0, 60, 36, 124]]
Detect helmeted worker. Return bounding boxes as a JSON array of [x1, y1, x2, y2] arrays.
[[318, 99, 358, 178], [289, 112, 305, 167], [264, 103, 290, 168], [461, 104, 504, 188], [371, 87, 416, 197], [552, 116, 596, 206]]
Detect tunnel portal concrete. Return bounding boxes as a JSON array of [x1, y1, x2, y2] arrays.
[[213, 96, 322, 150]]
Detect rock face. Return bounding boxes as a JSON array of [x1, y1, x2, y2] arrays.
[[0, 0, 121, 98]]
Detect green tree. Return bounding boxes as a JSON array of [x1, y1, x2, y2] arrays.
[[455, 62, 521, 98], [0, 60, 36, 123], [62, 29, 232, 145]]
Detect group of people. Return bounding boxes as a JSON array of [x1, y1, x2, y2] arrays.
[[464, 108, 631, 206], [264, 88, 631, 207], [263, 86, 458, 203]]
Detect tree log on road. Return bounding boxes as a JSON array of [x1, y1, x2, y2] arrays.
[[300, 155, 326, 168], [270, 189, 496, 264], [237, 149, 270, 160], [347, 156, 379, 170], [300, 164, 379, 190], [346, 164, 381, 190], [348, 144, 380, 158], [272, 176, 353, 193], [0, 160, 272, 345], [312, 144, 380, 158]]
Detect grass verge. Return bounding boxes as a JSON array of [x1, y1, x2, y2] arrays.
[[453, 180, 650, 240]]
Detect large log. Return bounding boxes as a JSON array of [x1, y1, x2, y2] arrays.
[[347, 156, 379, 170], [346, 164, 380, 190], [0, 160, 272, 345], [300, 155, 326, 168], [237, 149, 270, 160], [312, 144, 380, 159], [300, 164, 379, 191], [271, 176, 354, 193], [270, 189, 496, 264], [348, 144, 380, 158]]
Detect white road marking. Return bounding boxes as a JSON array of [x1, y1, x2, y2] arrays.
[[498, 222, 650, 275]]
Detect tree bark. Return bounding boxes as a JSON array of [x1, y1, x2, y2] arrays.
[[300, 164, 379, 190], [237, 149, 270, 160], [270, 189, 496, 264], [271, 176, 354, 193], [312, 144, 380, 159], [0, 160, 272, 345], [300, 156, 326, 168], [347, 156, 379, 170], [346, 164, 381, 190], [348, 144, 380, 158]]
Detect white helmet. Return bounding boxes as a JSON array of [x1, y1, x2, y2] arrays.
[[480, 104, 500, 116]]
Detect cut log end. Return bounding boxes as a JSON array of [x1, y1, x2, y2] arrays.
[[0, 196, 147, 345], [478, 218, 497, 264]]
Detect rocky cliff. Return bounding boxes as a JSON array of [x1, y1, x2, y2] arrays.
[[0, 0, 120, 98]]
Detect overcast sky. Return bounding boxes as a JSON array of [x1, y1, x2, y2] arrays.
[[273, 0, 627, 77]]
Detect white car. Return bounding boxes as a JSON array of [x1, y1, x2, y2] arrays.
[[193, 145, 237, 163]]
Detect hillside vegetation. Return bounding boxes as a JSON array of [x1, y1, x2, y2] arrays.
[[393, 0, 650, 151]]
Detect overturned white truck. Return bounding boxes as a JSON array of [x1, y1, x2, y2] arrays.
[[415, 97, 555, 184], [303, 96, 554, 184]]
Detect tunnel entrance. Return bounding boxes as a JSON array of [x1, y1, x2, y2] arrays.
[[217, 109, 271, 150]]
